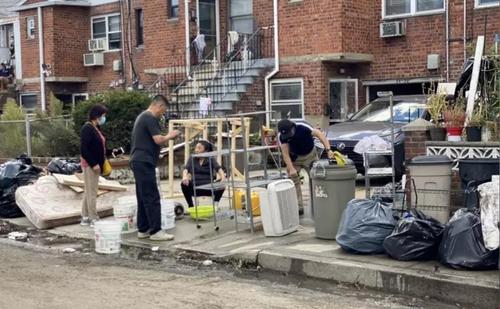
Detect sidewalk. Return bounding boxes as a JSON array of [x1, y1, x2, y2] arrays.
[[2, 178, 499, 309]]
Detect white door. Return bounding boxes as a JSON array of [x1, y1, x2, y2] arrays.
[[329, 79, 358, 122]]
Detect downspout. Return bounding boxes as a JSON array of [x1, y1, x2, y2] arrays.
[[37, 7, 46, 111], [463, 0, 467, 61], [265, 0, 279, 127], [184, 0, 190, 76], [445, 0, 450, 82]]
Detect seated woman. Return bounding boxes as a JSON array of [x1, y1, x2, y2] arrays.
[[181, 140, 226, 209]]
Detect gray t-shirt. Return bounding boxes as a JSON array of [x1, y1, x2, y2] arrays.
[[130, 111, 162, 165]]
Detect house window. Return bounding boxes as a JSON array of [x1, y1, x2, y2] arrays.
[[91, 14, 121, 50], [26, 16, 35, 39], [270, 79, 304, 120], [135, 9, 144, 46], [20, 94, 37, 112], [384, 0, 444, 18], [230, 0, 254, 34], [476, 0, 499, 7], [169, 0, 179, 19]]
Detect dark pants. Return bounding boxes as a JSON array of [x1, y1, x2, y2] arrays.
[[181, 181, 224, 207], [131, 161, 161, 234]]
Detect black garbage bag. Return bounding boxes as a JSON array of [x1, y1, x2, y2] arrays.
[[383, 209, 444, 261], [47, 158, 81, 175], [336, 198, 396, 254], [0, 156, 42, 218], [439, 208, 499, 270]]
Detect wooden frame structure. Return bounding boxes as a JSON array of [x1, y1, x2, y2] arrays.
[[166, 117, 251, 198]]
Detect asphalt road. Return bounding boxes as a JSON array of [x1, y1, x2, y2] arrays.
[[0, 243, 463, 309]]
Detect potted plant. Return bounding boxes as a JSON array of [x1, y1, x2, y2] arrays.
[[465, 108, 485, 142], [427, 93, 447, 141], [443, 98, 466, 141]]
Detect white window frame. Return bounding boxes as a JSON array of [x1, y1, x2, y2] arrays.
[[91, 13, 121, 51], [72, 93, 89, 107], [382, 0, 445, 20], [19, 93, 37, 113], [475, 0, 500, 8], [270, 78, 304, 121], [26, 16, 35, 39]]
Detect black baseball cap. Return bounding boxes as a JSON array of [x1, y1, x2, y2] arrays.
[[277, 119, 296, 141]]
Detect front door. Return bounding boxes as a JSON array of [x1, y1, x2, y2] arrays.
[[329, 79, 359, 123], [198, 0, 218, 59]]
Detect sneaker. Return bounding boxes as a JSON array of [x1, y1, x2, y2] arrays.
[[90, 219, 99, 228], [137, 231, 150, 239], [149, 230, 174, 241], [80, 217, 90, 226]]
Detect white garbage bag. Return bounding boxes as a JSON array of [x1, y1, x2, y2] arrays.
[[478, 178, 499, 250], [354, 135, 391, 154]]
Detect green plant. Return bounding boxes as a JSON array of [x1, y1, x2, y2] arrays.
[[427, 93, 447, 126], [0, 100, 26, 157], [73, 91, 152, 151], [468, 109, 486, 127], [49, 92, 64, 117]]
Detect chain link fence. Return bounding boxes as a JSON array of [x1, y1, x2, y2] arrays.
[[0, 115, 77, 159]]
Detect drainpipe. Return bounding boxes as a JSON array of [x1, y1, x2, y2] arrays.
[[445, 0, 450, 82], [37, 7, 46, 111], [463, 0, 467, 61], [184, 0, 190, 76], [265, 0, 279, 127]]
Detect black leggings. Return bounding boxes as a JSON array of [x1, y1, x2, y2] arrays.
[[181, 181, 225, 207]]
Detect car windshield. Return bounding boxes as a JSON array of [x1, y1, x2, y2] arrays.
[[350, 101, 426, 123]]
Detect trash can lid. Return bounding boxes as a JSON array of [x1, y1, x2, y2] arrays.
[[410, 155, 452, 165]]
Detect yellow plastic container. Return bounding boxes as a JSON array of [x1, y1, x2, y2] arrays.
[[233, 189, 261, 216]]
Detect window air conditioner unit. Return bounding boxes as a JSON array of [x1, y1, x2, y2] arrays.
[[258, 179, 300, 237], [88, 38, 107, 52], [83, 53, 104, 66], [380, 21, 406, 38]]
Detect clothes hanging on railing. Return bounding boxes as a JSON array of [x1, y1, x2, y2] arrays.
[[193, 34, 206, 63], [199, 96, 212, 116], [227, 31, 239, 55]]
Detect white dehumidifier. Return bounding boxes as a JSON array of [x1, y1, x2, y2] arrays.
[[258, 179, 299, 237]]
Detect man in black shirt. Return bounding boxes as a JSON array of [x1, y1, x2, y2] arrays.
[[130, 95, 180, 241], [278, 119, 334, 215]]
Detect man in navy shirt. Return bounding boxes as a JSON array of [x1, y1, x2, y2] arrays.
[[278, 119, 333, 215]]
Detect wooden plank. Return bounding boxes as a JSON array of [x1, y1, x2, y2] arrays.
[[465, 36, 485, 125], [63, 178, 127, 191]]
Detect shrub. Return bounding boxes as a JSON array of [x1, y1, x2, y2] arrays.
[[72, 91, 151, 151], [0, 100, 26, 157]]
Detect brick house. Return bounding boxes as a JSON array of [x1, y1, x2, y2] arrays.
[[9, 0, 500, 126]]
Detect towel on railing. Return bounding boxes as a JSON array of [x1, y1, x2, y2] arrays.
[[193, 34, 206, 62]]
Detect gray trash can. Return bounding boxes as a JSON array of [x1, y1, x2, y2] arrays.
[[311, 160, 357, 239], [408, 155, 452, 224]]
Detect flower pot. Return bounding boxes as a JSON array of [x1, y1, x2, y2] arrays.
[[446, 127, 463, 142], [429, 127, 446, 141], [466, 126, 482, 142]]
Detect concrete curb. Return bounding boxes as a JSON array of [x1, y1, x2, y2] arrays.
[[257, 249, 500, 309]]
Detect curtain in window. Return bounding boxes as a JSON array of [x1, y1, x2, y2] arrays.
[[385, 0, 410, 16], [416, 0, 443, 12]]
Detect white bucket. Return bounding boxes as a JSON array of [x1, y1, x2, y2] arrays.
[[161, 200, 176, 230], [114, 196, 137, 232], [94, 220, 123, 254]]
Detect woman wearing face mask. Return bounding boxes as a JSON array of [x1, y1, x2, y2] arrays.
[[79, 104, 108, 227], [181, 140, 226, 210]]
